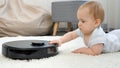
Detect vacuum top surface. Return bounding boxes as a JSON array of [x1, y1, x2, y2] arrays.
[[2, 40, 57, 50]]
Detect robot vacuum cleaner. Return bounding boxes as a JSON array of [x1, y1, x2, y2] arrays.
[[2, 40, 58, 60]]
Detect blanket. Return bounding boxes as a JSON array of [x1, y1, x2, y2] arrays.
[[0, 36, 120, 68]]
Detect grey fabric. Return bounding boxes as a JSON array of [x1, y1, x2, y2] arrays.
[[52, 1, 86, 23]]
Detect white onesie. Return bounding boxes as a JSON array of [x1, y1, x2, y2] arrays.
[[75, 26, 120, 53]]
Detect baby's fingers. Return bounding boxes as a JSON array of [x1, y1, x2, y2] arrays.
[[49, 40, 58, 44], [49, 40, 60, 46]]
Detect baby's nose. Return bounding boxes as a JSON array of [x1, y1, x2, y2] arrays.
[[78, 22, 82, 26]]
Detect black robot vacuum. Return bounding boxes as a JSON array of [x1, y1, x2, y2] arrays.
[[2, 40, 58, 60]]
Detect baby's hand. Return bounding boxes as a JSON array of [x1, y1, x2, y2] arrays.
[[49, 39, 61, 46]]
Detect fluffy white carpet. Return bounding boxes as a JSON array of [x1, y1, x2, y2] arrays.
[[0, 36, 120, 68]]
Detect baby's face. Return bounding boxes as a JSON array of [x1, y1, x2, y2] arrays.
[[77, 7, 96, 35]]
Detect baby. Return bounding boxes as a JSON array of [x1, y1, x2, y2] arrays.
[[50, 1, 120, 55]]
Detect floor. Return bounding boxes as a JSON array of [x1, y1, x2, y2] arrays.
[[55, 27, 73, 36], [56, 31, 67, 36], [49, 23, 78, 36], [46, 28, 67, 36]]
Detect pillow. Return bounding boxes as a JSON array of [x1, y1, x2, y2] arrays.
[[0, 0, 52, 37]]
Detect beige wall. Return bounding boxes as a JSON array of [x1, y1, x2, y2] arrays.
[[23, 0, 80, 13], [23, 0, 120, 30]]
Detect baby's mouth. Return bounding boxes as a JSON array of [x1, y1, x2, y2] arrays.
[[79, 28, 81, 30]]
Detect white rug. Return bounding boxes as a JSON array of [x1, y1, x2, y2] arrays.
[[0, 36, 120, 68]]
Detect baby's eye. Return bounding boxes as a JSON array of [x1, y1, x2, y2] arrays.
[[81, 20, 85, 23]]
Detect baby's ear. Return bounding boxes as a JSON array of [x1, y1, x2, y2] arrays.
[[95, 19, 101, 27]]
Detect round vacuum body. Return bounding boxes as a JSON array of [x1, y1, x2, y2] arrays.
[[2, 40, 58, 59]]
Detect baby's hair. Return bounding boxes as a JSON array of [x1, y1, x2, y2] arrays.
[[79, 1, 104, 23]]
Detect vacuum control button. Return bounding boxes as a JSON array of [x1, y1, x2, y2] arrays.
[[31, 42, 45, 46]]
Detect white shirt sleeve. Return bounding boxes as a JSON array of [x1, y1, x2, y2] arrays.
[[88, 27, 106, 47], [75, 27, 106, 48]]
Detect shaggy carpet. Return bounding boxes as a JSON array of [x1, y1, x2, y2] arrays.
[[0, 36, 120, 68]]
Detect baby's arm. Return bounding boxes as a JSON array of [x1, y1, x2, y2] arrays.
[[72, 43, 104, 55], [59, 31, 78, 44], [50, 30, 78, 46]]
